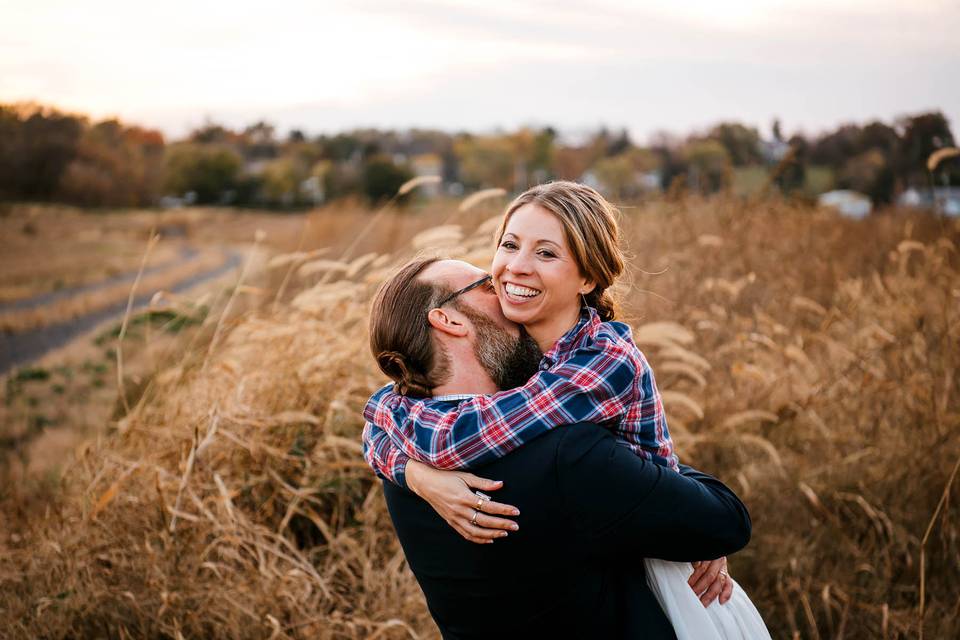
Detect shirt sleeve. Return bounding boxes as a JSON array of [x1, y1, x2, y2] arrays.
[[361, 419, 410, 488], [615, 350, 679, 470], [364, 337, 638, 470]]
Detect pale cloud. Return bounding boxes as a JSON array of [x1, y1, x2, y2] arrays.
[[0, 0, 957, 139]]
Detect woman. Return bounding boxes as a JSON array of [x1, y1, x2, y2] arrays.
[[364, 182, 771, 639]]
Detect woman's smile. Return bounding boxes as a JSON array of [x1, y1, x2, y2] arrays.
[[502, 282, 542, 302]]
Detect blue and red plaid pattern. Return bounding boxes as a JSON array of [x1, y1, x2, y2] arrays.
[[362, 306, 679, 487]]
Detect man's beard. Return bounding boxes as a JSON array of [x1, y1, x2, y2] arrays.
[[457, 303, 543, 390]]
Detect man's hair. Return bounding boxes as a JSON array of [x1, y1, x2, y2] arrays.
[[496, 181, 625, 321], [369, 257, 452, 397]]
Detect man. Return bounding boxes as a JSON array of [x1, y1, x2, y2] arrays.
[[363, 257, 752, 639]]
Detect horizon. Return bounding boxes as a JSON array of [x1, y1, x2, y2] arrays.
[[2, 0, 958, 143]]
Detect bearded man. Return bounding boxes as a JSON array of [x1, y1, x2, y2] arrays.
[[362, 258, 751, 639]]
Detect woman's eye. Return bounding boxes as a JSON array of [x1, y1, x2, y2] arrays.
[[537, 250, 556, 259], [500, 241, 518, 250]]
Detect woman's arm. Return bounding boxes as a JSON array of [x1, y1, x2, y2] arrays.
[[361, 420, 411, 487], [404, 460, 520, 544], [364, 418, 521, 544], [364, 334, 638, 471], [613, 347, 679, 471]]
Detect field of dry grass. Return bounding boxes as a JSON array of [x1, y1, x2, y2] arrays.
[[1, 194, 958, 639]]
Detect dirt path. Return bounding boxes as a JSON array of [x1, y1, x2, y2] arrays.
[[0, 246, 199, 312], [0, 247, 242, 375]]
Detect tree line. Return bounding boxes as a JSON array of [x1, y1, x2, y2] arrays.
[[0, 102, 955, 209]]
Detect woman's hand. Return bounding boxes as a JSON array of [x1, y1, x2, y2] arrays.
[[688, 557, 734, 606], [405, 460, 520, 544]]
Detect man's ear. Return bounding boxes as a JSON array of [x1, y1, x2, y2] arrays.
[[427, 308, 469, 337]]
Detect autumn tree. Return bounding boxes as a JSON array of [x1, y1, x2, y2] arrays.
[[682, 140, 732, 194], [454, 135, 515, 189], [837, 149, 894, 204], [0, 105, 83, 200], [362, 154, 413, 204], [164, 143, 242, 204], [707, 122, 762, 166], [898, 112, 957, 185]]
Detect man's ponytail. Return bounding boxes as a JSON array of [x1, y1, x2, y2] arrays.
[[377, 350, 435, 397]]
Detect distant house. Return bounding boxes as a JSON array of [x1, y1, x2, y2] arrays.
[[579, 168, 661, 199], [244, 158, 271, 176], [818, 190, 872, 218], [300, 175, 325, 206], [579, 170, 602, 192], [639, 171, 662, 191], [898, 187, 960, 216], [761, 138, 791, 164], [410, 154, 443, 198]]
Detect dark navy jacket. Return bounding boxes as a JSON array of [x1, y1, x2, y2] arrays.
[[383, 423, 752, 639]]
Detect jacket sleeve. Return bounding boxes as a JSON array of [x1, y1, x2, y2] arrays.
[[556, 424, 751, 561]]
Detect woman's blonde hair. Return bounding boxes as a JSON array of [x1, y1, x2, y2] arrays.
[[495, 181, 625, 321]]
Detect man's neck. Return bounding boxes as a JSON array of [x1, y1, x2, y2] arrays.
[[431, 357, 499, 397]]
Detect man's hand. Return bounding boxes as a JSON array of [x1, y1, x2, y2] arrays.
[[688, 557, 734, 607], [405, 460, 520, 544]]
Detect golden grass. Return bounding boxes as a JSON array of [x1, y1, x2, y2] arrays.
[[1, 195, 958, 639]]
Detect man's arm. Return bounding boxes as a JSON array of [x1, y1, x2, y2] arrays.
[[556, 423, 751, 561]]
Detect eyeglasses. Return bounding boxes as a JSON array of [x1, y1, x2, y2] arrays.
[[436, 274, 493, 308]]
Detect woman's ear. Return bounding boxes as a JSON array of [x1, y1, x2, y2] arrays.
[[578, 279, 597, 296], [427, 308, 469, 337]]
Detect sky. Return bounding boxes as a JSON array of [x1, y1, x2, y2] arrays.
[[2, 0, 958, 143]]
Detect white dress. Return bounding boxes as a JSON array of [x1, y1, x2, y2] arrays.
[[644, 558, 773, 639]]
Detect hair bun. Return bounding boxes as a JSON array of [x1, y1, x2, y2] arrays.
[[377, 350, 433, 397], [378, 351, 409, 377]]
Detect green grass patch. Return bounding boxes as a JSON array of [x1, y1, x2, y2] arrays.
[[28, 414, 56, 430], [14, 367, 51, 383], [733, 166, 769, 197], [81, 360, 109, 375], [53, 365, 73, 380], [94, 307, 209, 345], [804, 165, 835, 196]]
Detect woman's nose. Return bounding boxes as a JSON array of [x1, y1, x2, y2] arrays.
[[506, 250, 533, 275]]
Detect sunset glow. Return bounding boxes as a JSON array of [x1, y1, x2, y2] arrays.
[[1, 0, 957, 138]]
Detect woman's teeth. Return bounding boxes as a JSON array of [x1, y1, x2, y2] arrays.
[[505, 283, 541, 298]]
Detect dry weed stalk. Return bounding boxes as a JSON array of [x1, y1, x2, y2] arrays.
[[2, 196, 958, 639], [116, 232, 161, 416]]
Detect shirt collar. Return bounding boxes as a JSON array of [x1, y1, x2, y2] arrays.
[[432, 393, 480, 401], [542, 305, 601, 364]]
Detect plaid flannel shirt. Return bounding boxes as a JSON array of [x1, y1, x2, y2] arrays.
[[362, 306, 679, 488]]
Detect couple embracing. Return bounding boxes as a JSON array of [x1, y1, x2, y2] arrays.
[[361, 182, 772, 639]]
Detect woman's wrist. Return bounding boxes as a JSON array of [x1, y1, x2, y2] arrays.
[[404, 459, 427, 496]]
